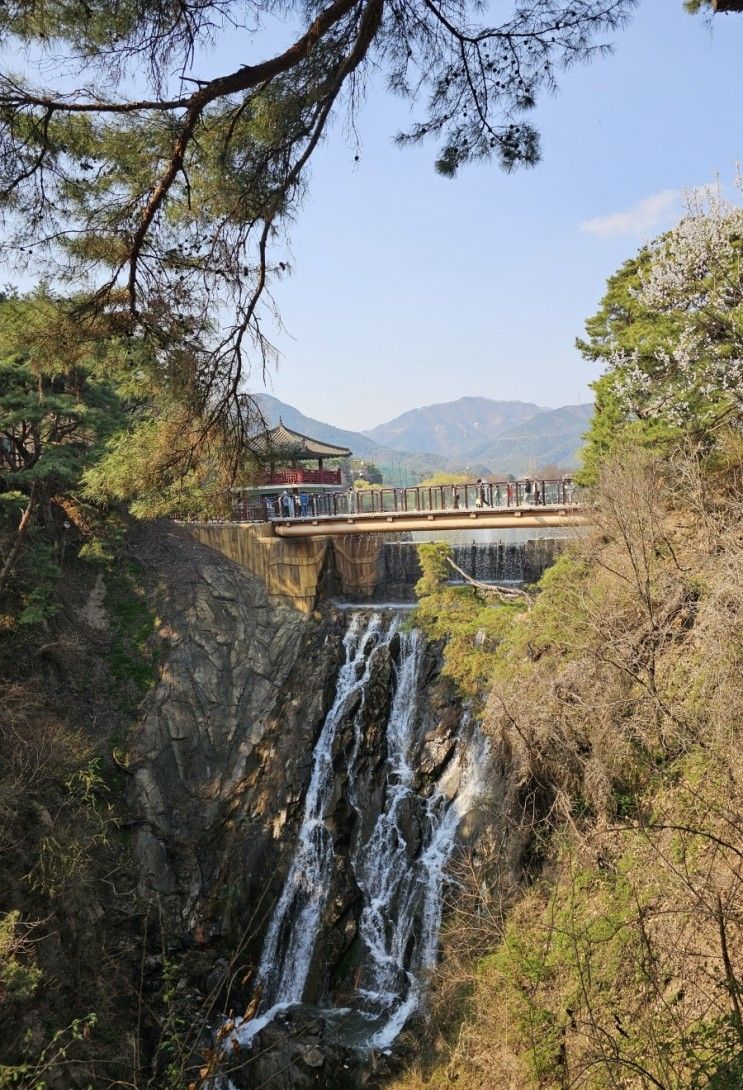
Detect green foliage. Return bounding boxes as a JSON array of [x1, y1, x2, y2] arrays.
[[0, 1014, 98, 1090], [416, 543, 453, 597], [576, 251, 683, 484], [0, 912, 41, 1006], [417, 472, 469, 487], [11, 541, 61, 626], [578, 190, 743, 482], [414, 543, 526, 699], [0, 288, 130, 615], [468, 836, 743, 1090], [84, 408, 235, 518], [104, 566, 159, 708]]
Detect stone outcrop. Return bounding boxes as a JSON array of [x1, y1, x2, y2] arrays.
[[124, 524, 347, 937]]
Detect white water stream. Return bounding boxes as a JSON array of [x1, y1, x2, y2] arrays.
[[230, 610, 486, 1054]]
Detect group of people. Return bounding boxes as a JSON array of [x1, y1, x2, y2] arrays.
[[452, 477, 574, 509], [262, 477, 576, 520], [268, 490, 312, 518]]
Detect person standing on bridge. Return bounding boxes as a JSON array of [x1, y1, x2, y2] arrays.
[[299, 491, 309, 517], [494, 484, 502, 507], [534, 482, 541, 505], [452, 486, 460, 510], [280, 490, 292, 517]]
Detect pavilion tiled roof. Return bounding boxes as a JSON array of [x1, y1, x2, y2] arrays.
[[252, 421, 352, 459]]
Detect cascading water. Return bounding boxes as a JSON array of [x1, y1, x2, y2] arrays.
[[255, 613, 386, 1010], [379, 537, 565, 598], [450, 542, 525, 583], [228, 610, 486, 1056]]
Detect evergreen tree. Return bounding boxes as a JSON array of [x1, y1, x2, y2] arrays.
[[0, 0, 636, 451], [0, 290, 126, 604]]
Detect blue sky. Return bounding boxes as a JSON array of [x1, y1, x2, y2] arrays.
[[221, 3, 743, 430]]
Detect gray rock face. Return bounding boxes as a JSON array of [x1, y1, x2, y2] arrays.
[[125, 525, 346, 937], [224, 1005, 374, 1089]]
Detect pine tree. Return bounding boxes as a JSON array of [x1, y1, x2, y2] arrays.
[[0, 290, 125, 601], [0, 0, 637, 451]]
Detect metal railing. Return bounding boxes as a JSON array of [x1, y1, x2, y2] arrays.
[[233, 479, 578, 523]]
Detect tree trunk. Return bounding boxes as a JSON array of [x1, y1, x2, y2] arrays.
[[0, 480, 39, 592]]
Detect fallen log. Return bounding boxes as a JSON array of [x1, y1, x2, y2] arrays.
[[445, 556, 533, 607]]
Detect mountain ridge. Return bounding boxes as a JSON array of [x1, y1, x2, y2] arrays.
[[362, 396, 545, 461], [252, 393, 592, 479]]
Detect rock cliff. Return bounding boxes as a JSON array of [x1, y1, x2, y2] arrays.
[[124, 525, 346, 942]]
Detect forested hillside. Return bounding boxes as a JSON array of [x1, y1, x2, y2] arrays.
[[255, 393, 591, 478], [363, 396, 592, 473], [252, 393, 477, 480]]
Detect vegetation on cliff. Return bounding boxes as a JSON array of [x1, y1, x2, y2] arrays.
[[403, 443, 743, 1089], [395, 187, 743, 1090]]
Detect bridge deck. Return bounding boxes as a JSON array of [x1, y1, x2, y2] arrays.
[[269, 503, 587, 537]]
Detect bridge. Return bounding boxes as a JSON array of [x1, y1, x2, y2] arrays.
[[236, 479, 588, 537], [184, 480, 588, 612], [269, 502, 587, 537]]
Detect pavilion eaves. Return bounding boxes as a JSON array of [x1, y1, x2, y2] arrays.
[[252, 421, 352, 460]]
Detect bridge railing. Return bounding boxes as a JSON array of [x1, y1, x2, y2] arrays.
[[233, 479, 578, 522]]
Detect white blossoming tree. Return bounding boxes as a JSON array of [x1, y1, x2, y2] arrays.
[[577, 176, 743, 481]]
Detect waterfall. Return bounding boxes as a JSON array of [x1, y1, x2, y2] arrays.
[[354, 686, 487, 1051], [451, 542, 524, 583], [378, 538, 564, 599], [254, 613, 389, 1008], [228, 610, 486, 1054]]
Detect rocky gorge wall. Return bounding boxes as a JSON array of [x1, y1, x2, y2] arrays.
[[125, 525, 347, 941]]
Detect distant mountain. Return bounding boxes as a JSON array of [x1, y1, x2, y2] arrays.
[[250, 393, 592, 480], [363, 396, 544, 461], [250, 394, 486, 483], [468, 403, 594, 475]]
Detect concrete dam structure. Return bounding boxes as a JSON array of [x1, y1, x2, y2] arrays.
[[182, 522, 568, 612]]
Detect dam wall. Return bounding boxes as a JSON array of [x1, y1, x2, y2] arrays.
[[181, 522, 568, 612]]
